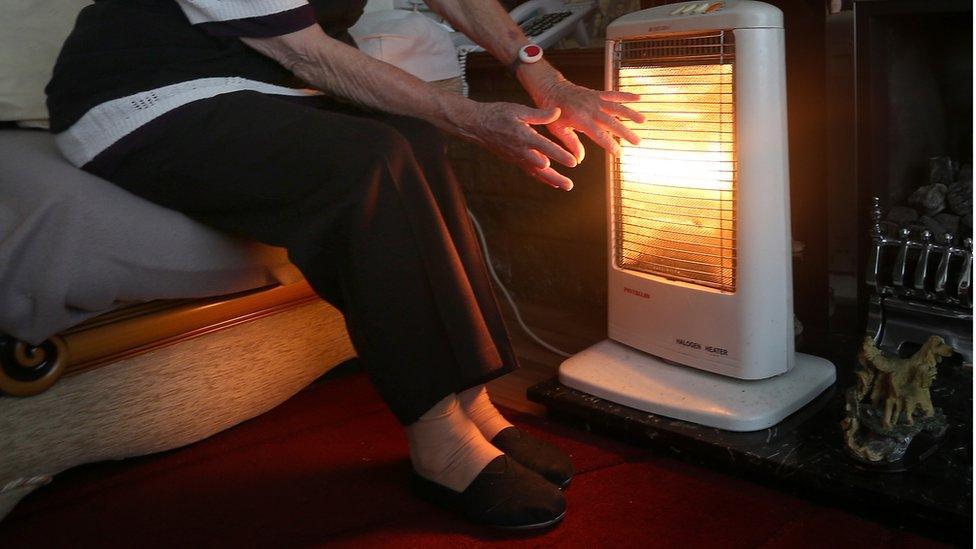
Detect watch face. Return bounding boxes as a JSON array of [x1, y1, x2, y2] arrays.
[[520, 44, 543, 63]]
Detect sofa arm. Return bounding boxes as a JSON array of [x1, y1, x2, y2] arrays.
[[0, 282, 320, 397], [0, 283, 354, 523]]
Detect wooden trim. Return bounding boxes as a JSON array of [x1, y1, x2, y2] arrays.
[[1, 282, 324, 396], [62, 282, 321, 376]]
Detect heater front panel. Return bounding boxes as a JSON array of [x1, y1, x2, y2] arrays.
[[612, 32, 736, 293]]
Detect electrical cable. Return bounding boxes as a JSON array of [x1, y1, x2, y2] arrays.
[[466, 208, 573, 358]]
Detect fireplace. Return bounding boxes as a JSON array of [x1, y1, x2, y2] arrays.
[[824, 0, 973, 358]]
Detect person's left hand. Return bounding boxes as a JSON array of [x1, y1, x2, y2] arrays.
[[526, 74, 646, 164]]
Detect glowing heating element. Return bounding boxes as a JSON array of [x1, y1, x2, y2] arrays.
[[613, 40, 736, 292]]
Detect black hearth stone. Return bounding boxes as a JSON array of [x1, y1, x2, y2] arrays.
[[527, 338, 972, 545]]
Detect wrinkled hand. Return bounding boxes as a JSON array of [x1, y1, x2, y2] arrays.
[[529, 76, 646, 164], [457, 101, 580, 190]]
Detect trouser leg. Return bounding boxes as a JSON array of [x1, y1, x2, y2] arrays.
[[349, 112, 520, 382], [93, 92, 518, 424]]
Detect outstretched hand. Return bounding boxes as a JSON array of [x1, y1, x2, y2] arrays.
[[529, 76, 646, 165], [451, 74, 645, 192], [457, 102, 580, 190]]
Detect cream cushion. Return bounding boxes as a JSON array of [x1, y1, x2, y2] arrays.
[[0, 0, 91, 122]]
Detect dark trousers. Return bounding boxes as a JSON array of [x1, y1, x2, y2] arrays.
[[90, 91, 518, 424]]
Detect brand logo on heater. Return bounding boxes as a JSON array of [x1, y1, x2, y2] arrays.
[[623, 287, 650, 299], [676, 338, 729, 356], [647, 25, 670, 32]]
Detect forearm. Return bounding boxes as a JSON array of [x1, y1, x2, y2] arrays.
[[425, 0, 566, 99], [242, 25, 476, 134]]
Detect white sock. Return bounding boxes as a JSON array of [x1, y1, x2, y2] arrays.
[[406, 393, 503, 492], [457, 385, 514, 441]]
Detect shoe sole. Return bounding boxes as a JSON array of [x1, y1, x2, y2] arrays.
[[493, 510, 566, 531], [411, 473, 566, 531]]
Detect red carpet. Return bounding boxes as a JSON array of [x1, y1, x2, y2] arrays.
[[0, 372, 947, 548]]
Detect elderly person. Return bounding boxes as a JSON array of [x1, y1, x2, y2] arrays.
[[46, 0, 643, 530]]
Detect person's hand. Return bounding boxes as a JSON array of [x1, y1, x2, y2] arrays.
[[454, 101, 579, 190], [524, 71, 646, 164]]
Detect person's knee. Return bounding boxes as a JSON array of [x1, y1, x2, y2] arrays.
[[402, 117, 447, 152], [382, 116, 447, 165], [357, 120, 418, 172]]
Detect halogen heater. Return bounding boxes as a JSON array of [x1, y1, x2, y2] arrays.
[[559, 0, 836, 431]]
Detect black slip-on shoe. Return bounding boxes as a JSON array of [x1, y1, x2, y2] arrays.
[[411, 455, 566, 530], [491, 427, 574, 489]]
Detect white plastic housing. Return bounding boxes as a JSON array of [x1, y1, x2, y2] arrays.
[[605, 1, 794, 380]]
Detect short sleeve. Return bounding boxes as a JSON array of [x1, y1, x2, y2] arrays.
[[175, 0, 317, 38]]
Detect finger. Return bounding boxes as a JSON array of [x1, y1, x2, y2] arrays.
[[521, 148, 549, 170], [598, 112, 641, 145], [523, 127, 578, 168], [602, 101, 646, 124], [531, 166, 574, 191], [580, 121, 621, 156], [517, 106, 561, 126], [549, 123, 585, 164], [600, 90, 641, 103]]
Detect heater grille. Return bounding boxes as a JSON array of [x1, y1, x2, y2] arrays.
[[612, 31, 736, 292]]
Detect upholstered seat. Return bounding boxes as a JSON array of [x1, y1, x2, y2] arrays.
[[0, 129, 355, 523], [0, 129, 302, 345]]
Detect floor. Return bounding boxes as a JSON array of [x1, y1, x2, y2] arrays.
[[0, 369, 946, 548]]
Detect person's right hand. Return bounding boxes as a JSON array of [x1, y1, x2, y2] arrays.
[[454, 101, 579, 191]]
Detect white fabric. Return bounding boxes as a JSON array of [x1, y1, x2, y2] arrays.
[[405, 394, 503, 492], [55, 77, 321, 167], [349, 10, 462, 82], [0, 0, 92, 121], [458, 384, 513, 440], [175, 0, 309, 24]]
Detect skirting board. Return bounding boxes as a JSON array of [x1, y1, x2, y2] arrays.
[[559, 339, 836, 432]]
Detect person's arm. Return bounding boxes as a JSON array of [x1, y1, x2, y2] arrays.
[[241, 24, 578, 189], [424, 0, 645, 164]]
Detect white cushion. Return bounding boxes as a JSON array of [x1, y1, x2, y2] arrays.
[[349, 10, 462, 82], [0, 0, 91, 122]]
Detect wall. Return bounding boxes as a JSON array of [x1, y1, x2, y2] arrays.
[[451, 50, 608, 320]]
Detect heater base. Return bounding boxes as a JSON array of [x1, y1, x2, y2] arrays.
[[558, 340, 836, 432]]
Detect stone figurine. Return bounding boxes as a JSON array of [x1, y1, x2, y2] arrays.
[[842, 335, 953, 465]]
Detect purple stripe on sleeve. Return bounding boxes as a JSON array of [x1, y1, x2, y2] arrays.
[[195, 4, 316, 38]]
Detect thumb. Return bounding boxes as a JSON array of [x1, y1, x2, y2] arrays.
[[518, 106, 561, 126]]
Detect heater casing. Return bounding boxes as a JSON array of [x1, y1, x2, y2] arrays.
[[559, 1, 836, 432], [606, 1, 792, 380]]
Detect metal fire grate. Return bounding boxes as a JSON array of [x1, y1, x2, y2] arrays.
[[612, 31, 737, 292]]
